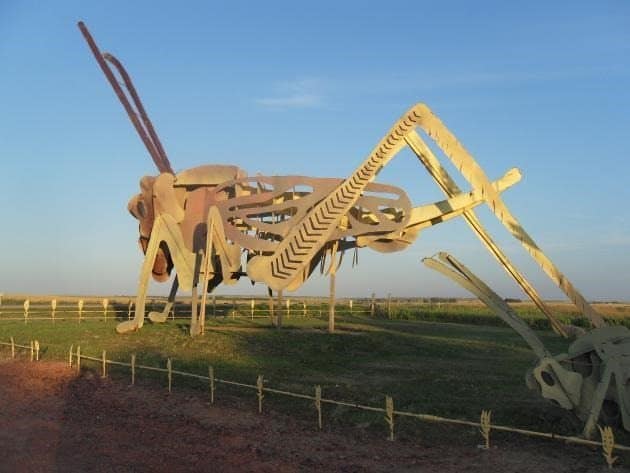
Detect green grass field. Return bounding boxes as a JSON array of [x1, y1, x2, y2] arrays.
[[3, 308, 615, 444]]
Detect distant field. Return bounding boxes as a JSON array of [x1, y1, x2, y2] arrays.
[[3, 294, 630, 330], [2, 300, 629, 446]]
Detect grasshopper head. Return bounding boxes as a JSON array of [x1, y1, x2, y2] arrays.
[[128, 175, 173, 282]]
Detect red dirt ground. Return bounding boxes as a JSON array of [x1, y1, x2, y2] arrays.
[[0, 360, 615, 472]]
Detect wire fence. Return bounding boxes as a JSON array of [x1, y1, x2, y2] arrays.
[[0, 336, 625, 468]]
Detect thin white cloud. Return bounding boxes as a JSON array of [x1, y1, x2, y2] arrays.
[[256, 78, 324, 109]]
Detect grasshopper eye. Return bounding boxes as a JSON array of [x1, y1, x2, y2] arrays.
[[136, 200, 147, 218]]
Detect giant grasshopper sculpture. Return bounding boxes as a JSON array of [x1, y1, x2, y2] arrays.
[[79, 22, 524, 335], [79, 21, 598, 342], [80, 22, 627, 437]]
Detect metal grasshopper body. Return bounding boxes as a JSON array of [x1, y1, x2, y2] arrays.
[[79, 22, 523, 335]]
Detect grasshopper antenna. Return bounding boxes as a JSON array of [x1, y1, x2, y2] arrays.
[[77, 21, 174, 174]]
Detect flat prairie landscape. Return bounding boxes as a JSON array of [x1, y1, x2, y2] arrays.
[[1, 298, 628, 471]]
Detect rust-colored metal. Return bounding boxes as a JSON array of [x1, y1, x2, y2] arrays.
[[103, 53, 172, 173], [77, 21, 173, 174]]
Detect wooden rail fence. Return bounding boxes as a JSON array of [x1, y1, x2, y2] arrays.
[[0, 336, 626, 468]]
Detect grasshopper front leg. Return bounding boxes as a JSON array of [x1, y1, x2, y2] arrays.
[[148, 275, 179, 323], [191, 206, 242, 336], [117, 216, 168, 333], [118, 214, 195, 333]]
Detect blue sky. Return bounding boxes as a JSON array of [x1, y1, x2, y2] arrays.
[[1, 1, 629, 300]]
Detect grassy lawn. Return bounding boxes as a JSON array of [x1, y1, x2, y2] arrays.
[[1, 311, 603, 443]]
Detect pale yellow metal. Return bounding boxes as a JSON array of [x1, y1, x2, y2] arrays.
[[599, 425, 618, 469], [406, 132, 567, 336], [480, 410, 491, 449], [405, 122, 603, 330]]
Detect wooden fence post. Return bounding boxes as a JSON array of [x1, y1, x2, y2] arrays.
[[328, 272, 336, 333], [78, 300, 84, 322], [68, 345, 73, 367], [385, 396, 394, 441], [167, 358, 172, 393], [131, 354, 136, 385], [128, 300, 134, 320], [286, 298, 291, 319], [209, 366, 215, 404], [10, 337, 15, 359], [101, 350, 107, 378], [269, 292, 275, 326], [102, 299, 109, 320], [51, 299, 57, 323], [23, 299, 29, 324], [315, 385, 322, 430], [303, 300, 307, 317], [30, 341, 34, 362], [256, 375, 264, 413], [349, 299, 353, 315], [370, 292, 375, 317], [277, 291, 283, 328], [76, 346, 81, 373], [251, 299, 255, 320], [35, 341, 40, 361]]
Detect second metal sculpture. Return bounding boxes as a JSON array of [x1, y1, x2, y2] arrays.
[[425, 252, 630, 439]]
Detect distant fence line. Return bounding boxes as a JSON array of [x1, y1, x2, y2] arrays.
[[0, 337, 625, 468], [0, 296, 379, 323]]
